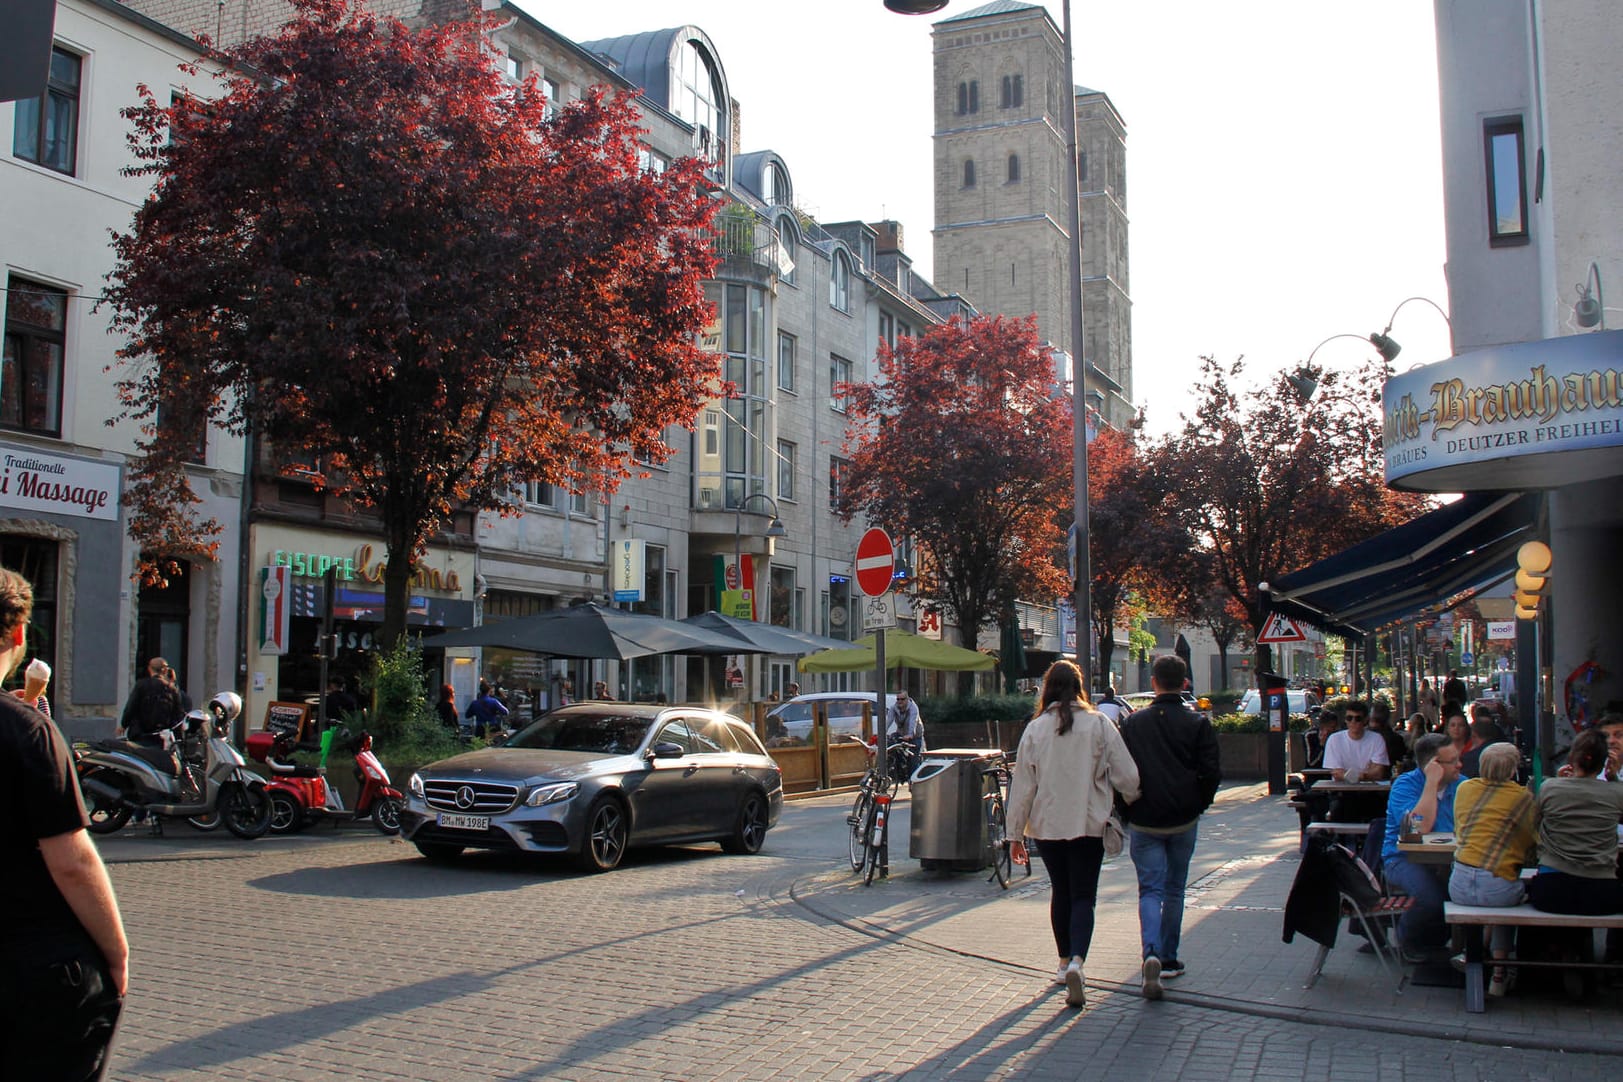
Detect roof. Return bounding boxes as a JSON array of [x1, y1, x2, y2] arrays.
[[578, 28, 685, 111], [1262, 492, 1540, 640], [937, 0, 1045, 24]]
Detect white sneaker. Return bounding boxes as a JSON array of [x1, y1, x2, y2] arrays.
[[1064, 958, 1086, 1008], [1141, 956, 1163, 1001], [1054, 963, 1068, 986]]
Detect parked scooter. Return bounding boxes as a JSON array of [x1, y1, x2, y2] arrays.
[[75, 692, 273, 839], [245, 726, 404, 835]]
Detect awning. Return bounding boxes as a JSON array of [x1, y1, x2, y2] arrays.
[[1262, 491, 1540, 640]]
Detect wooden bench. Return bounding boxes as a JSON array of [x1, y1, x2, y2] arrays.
[[1443, 902, 1623, 1012]]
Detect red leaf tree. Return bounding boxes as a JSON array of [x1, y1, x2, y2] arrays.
[[838, 316, 1072, 659], [1150, 356, 1429, 674], [104, 0, 718, 647]]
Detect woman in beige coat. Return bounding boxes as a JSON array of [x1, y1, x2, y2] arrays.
[[1007, 660, 1141, 1008]]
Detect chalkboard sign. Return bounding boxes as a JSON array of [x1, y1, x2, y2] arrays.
[[263, 701, 311, 740]]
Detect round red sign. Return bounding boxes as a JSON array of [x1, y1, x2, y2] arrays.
[[855, 528, 895, 598]]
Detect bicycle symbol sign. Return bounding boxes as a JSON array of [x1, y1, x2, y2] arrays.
[[864, 595, 897, 630]]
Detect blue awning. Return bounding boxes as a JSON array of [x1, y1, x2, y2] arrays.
[[1262, 492, 1540, 640]]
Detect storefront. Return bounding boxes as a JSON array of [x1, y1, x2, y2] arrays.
[[0, 442, 124, 729], [246, 523, 475, 730]]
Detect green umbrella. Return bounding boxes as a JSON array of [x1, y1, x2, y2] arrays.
[[999, 615, 1028, 693], [797, 629, 996, 673]]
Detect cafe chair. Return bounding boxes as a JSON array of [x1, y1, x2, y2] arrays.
[[1289, 831, 1412, 993]]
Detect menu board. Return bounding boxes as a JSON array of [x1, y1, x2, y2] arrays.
[[262, 701, 311, 740]]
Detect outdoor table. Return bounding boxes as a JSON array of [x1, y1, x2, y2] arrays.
[[1306, 780, 1391, 825], [1396, 832, 1456, 865], [1300, 768, 1335, 781]]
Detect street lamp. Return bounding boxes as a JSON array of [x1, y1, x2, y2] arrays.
[[1369, 296, 1452, 362], [733, 492, 788, 621], [887, 0, 1092, 683]]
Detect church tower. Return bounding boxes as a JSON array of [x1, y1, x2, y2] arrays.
[[931, 1, 1133, 425]]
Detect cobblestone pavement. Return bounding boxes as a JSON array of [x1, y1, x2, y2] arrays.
[[93, 785, 1622, 1080]]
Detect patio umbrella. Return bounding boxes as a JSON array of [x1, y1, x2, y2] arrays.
[[422, 603, 767, 662], [998, 614, 1028, 693], [681, 611, 852, 656], [797, 629, 996, 673]]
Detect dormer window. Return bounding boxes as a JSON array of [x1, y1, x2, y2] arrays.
[[765, 161, 792, 206]]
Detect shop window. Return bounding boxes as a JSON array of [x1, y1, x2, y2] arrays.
[[0, 536, 56, 697]]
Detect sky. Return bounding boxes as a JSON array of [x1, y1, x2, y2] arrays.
[[526, 0, 1453, 436]]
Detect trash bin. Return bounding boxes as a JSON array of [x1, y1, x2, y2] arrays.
[[908, 748, 1000, 871]]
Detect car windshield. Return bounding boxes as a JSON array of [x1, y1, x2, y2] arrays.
[[505, 711, 651, 755]]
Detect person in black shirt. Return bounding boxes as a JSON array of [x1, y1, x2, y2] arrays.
[[118, 656, 182, 740], [0, 566, 129, 1079]]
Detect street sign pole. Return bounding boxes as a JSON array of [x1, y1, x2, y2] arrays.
[[855, 527, 895, 881]]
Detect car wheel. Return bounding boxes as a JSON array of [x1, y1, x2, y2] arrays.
[[415, 841, 463, 863], [574, 796, 628, 873], [267, 790, 305, 834], [721, 792, 768, 855]]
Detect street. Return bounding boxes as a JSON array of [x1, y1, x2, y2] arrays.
[[96, 789, 1621, 1081]]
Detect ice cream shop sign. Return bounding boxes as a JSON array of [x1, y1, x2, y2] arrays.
[[269, 543, 462, 594]]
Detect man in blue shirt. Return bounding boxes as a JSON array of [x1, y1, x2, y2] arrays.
[[1381, 733, 1463, 960]]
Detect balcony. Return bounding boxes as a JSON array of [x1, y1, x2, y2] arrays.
[[711, 207, 788, 280]]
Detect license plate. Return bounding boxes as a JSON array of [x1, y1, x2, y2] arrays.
[[437, 812, 490, 831]]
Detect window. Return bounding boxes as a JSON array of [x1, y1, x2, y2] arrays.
[[969, 79, 979, 114], [779, 220, 798, 285], [963, 159, 976, 188], [770, 565, 796, 627], [1007, 153, 1021, 184], [956, 79, 980, 115], [1077, 148, 1087, 184], [636, 147, 669, 175], [1484, 117, 1529, 245], [13, 47, 81, 175], [520, 483, 590, 516], [777, 440, 796, 501], [673, 40, 726, 168], [1000, 73, 1023, 109], [830, 253, 850, 312], [2, 277, 66, 436], [505, 53, 524, 80], [829, 457, 850, 510], [765, 161, 792, 206], [541, 78, 560, 120], [830, 354, 852, 413], [157, 390, 207, 464], [777, 331, 796, 392], [957, 81, 968, 116], [0, 537, 56, 694], [879, 312, 895, 350]]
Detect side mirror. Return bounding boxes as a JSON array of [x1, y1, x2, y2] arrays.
[[647, 741, 685, 760]]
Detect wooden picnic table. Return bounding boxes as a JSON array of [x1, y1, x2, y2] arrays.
[[1396, 831, 1456, 864]]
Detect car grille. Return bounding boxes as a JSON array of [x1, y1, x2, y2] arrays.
[[422, 779, 519, 814]]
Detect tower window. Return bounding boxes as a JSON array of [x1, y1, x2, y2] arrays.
[[963, 159, 976, 188], [1000, 73, 1023, 109], [1007, 153, 1021, 183]]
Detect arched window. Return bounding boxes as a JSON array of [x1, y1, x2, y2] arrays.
[[673, 39, 725, 168], [963, 159, 976, 188], [1000, 74, 1023, 109], [830, 252, 850, 311], [764, 161, 792, 206], [957, 81, 968, 116], [968, 79, 979, 114], [779, 217, 798, 285], [1007, 153, 1020, 183]]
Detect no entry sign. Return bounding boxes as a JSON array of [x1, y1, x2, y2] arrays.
[[855, 528, 895, 598]]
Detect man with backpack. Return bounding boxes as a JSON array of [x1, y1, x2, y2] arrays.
[[1119, 655, 1222, 1000], [117, 657, 182, 742]]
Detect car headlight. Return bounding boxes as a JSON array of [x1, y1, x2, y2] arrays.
[[408, 773, 424, 798], [525, 781, 578, 807]]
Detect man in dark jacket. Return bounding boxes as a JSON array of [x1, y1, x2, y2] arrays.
[[1119, 654, 1222, 1000]]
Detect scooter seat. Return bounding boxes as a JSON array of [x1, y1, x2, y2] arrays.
[[101, 740, 182, 777], [281, 764, 321, 779]]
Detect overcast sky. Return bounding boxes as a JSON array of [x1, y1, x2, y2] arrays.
[[527, 0, 1452, 434]]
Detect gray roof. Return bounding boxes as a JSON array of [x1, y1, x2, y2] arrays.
[[578, 28, 684, 111], [937, 0, 1044, 24]]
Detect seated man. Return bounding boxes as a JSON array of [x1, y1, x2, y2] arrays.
[[1303, 712, 1339, 769], [1369, 700, 1409, 770], [1382, 734, 1463, 961]]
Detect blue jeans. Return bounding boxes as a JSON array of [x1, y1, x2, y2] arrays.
[[1129, 824, 1199, 963], [1383, 855, 1448, 950]]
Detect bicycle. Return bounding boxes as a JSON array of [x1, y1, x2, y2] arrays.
[[847, 750, 903, 884], [982, 753, 1030, 890]]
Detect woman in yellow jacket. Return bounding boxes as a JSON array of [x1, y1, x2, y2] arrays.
[[1448, 742, 1537, 996], [1007, 660, 1141, 1008]]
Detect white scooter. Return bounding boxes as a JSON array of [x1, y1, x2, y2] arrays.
[[75, 692, 272, 839]]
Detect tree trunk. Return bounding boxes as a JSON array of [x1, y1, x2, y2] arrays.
[[1095, 611, 1115, 694], [380, 535, 416, 652], [956, 606, 984, 698]]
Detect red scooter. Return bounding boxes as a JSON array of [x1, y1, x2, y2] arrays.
[[246, 727, 403, 835]]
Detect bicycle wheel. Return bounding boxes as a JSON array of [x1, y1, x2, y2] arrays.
[[986, 794, 1012, 889], [847, 788, 873, 873]]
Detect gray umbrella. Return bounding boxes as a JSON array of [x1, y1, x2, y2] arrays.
[[423, 604, 767, 662], [681, 611, 852, 656]]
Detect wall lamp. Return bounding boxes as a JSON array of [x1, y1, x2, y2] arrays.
[[1369, 296, 1452, 363], [1575, 262, 1605, 329], [1288, 332, 1375, 403]]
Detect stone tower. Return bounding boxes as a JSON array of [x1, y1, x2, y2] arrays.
[[931, 0, 1133, 425]]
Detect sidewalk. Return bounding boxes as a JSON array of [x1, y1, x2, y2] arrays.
[[787, 782, 1623, 1054]]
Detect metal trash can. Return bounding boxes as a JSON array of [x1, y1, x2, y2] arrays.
[[908, 748, 1000, 871]]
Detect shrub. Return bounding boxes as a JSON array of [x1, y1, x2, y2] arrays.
[[368, 639, 463, 774], [1213, 711, 1312, 733], [918, 693, 1037, 727]]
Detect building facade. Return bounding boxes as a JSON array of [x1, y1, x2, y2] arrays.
[[929, 0, 1134, 428], [1, 0, 243, 736]]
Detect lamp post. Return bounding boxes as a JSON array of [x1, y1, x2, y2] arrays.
[[887, 0, 1091, 684], [733, 492, 788, 622], [1369, 296, 1453, 363]]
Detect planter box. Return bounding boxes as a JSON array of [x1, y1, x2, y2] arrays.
[[1216, 732, 1268, 779]]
